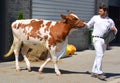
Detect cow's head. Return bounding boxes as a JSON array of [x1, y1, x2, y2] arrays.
[[61, 12, 85, 28]]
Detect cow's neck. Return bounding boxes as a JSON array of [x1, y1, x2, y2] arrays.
[[49, 22, 72, 44]]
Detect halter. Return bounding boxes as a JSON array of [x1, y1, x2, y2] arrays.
[[68, 19, 82, 28]]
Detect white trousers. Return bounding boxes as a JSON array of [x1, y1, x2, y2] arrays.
[[92, 37, 106, 74]]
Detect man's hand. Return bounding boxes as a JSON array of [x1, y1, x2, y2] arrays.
[[110, 26, 118, 34], [83, 22, 88, 28]]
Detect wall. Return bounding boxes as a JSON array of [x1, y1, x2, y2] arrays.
[[109, 0, 120, 7], [32, 0, 95, 50], [0, 0, 7, 59], [2, 0, 31, 58], [68, 28, 90, 51], [95, 0, 109, 14], [2, 0, 96, 59], [32, 0, 95, 22]]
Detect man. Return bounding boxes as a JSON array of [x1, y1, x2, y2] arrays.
[[84, 5, 117, 80]]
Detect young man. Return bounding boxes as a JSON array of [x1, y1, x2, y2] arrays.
[[84, 5, 117, 80]]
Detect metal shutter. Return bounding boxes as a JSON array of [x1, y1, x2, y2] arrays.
[[32, 0, 95, 22]]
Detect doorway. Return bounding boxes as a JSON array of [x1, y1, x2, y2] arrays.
[[109, 6, 120, 43], [0, 0, 6, 60]]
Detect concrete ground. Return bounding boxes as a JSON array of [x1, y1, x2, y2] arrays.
[[0, 45, 120, 83]]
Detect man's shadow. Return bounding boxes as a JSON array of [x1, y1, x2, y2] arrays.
[[105, 73, 120, 78], [31, 67, 120, 78]]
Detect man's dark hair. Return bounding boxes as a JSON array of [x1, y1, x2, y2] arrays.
[[99, 5, 108, 12]]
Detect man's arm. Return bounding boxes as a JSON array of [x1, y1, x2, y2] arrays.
[[83, 16, 95, 28], [110, 26, 118, 35]]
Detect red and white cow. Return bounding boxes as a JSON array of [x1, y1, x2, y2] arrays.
[[4, 13, 85, 76]]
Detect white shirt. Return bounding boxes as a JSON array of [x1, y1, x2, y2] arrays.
[[87, 15, 115, 37]]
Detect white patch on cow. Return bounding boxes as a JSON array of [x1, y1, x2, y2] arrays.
[[36, 20, 57, 49], [34, 19, 43, 21], [26, 26, 33, 33], [11, 21, 17, 27], [70, 13, 79, 19], [12, 19, 33, 29], [39, 20, 56, 39], [14, 19, 43, 28], [17, 19, 32, 24], [39, 26, 47, 38], [49, 45, 56, 54]]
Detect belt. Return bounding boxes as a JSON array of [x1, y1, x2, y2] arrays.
[[92, 36, 103, 38]]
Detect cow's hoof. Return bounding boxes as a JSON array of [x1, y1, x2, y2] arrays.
[[38, 69, 42, 74], [56, 73, 62, 76], [39, 71, 43, 74], [28, 68, 32, 72], [16, 68, 21, 72]]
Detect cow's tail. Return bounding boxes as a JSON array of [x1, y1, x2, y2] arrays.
[[4, 43, 14, 58], [4, 22, 16, 58]]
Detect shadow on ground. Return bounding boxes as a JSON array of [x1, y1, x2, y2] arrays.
[[31, 67, 120, 79], [31, 67, 89, 75], [106, 72, 120, 78]]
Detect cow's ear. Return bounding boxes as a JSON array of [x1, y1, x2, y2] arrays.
[[61, 14, 67, 19]]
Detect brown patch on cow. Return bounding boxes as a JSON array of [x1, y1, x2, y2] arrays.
[[12, 23, 17, 29], [44, 21, 51, 32], [46, 21, 51, 28], [48, 13, 84, 46], [44, 35, 48, 40], [48, 22, 70, 46], [28, 20, 43, 38], [15, 23, 28, 29], [17, 20, 44, 39]]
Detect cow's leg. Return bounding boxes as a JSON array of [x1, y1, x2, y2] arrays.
[[13, 41, 22, 71], [21, 45, 31, 72], [23, 55, 31, 72], [38, 57, 51, 73], [49, 48, 61, 76]]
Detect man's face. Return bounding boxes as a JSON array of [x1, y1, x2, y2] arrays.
[[99, 9, 107, 18]]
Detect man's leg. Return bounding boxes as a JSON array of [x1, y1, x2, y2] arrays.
[[91, 38, 106, 80]]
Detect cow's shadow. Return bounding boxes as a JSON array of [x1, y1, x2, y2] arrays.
[[31, 67, 88, 74], [31, 67, 120, 78]]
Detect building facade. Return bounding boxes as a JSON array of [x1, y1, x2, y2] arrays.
[[0, 0, 120, 60]]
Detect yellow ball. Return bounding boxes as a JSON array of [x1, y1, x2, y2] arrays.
[[66, 44, 76, 56]]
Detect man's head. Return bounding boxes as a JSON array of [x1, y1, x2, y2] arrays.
[[99, 5, 108, 18]]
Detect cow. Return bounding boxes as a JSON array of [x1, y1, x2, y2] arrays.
[[4, 13, 85, 76]]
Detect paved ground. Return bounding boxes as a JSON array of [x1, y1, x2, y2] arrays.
[[0, 45, 120, 83]]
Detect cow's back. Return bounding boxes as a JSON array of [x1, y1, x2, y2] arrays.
[[11, 19, 56, 47]]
